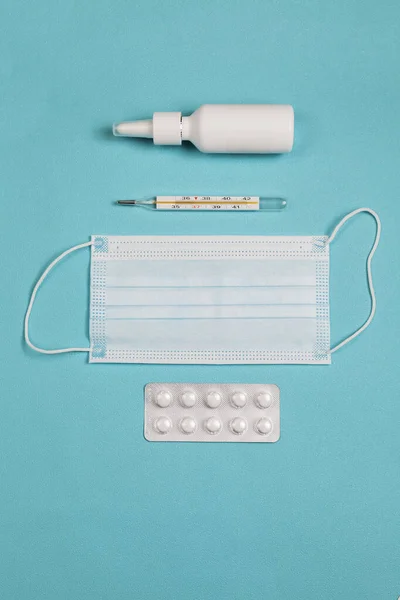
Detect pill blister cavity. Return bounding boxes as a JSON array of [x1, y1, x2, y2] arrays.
[[205, 391, 222, 408], [179, 416, 197, 434], [154, 416, 172, 434], [230, 417, 247, 435], [180, 391, 196, 408], [155, 390, 172, 407], [255, 391, 273, 409], [256, 417, 273, 436], [230, 391, 247, 408], [205, 416, 222, 434]]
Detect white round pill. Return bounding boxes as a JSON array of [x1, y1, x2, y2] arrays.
[[205, 391, 222, 408], [179, 417, 197, 435], [230, 417, 247, 435], [180, 391, 196, 408], [205, 417, 222, 434], [154, 416, 172, 434], [256, 417, 273, 436], [255, 391, 273, 409], [155, 390, 172, 408], [230, 391, 247, 408]]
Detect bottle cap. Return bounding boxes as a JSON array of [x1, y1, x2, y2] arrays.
[[152, 112, 182, 145]]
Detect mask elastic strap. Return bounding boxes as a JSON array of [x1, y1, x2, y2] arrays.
[[24, 241, 93, 354], [326, 208, 381, 354]]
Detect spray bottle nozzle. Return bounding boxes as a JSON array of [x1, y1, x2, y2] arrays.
[[113, 119, 153, 138]]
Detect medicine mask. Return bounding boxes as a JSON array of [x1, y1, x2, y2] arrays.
[[24, 208, 380, 365]]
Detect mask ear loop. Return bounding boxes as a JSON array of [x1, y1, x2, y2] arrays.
[[326, 208, 381, 354], [24, 241, 93, 354]]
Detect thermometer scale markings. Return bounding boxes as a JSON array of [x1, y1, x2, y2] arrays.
[[156, 196, 260, 210]]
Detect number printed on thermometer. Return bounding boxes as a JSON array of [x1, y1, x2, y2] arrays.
[[156, 196, 260, 210]]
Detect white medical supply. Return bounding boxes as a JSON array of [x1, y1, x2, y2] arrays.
[[113, 104, 294, 154], [24, 208, 381, 364], [144, 383, 280, 443], [117, 196, 286, 211]]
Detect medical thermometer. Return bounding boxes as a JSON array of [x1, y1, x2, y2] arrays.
[[117, 196, 286, 211]]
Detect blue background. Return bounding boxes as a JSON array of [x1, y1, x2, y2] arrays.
[[1, 1, 399, 598]]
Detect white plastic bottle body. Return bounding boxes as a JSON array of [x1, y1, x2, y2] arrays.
[[181, 104, 294, 154]]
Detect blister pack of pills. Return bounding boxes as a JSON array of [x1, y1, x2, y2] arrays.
[[144, 383, 280, 443]]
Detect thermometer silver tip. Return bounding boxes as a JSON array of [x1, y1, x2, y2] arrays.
[[117, 198, 156, 207]]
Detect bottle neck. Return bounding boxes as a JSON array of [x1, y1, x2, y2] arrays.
[[181, 116, 192, 141]]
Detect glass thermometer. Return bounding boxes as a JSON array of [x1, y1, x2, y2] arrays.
[[117, 196, 286, 211]]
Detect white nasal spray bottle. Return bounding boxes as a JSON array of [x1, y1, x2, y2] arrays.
[[113, 104, 294, 154]]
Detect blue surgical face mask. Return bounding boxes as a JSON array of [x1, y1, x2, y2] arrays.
[[24, 208, 381, 364]]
